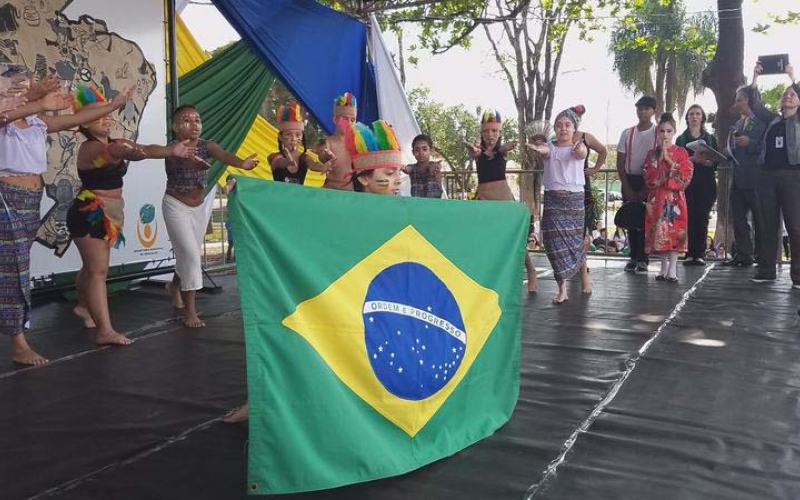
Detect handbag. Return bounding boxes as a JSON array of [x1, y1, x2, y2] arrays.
[[614, 201, 645, 230]]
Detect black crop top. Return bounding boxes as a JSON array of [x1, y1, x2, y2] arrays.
[[271, 154, 309, 184], [78, 140, 127, 190], [476, 151, 506, 184]]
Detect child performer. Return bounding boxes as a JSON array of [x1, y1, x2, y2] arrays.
[[466, 109, 537, 293], [164, 104, 258, 328], [403, 133, 443, 198], [316, 92, 358, 190], [68, 85, 196, 345], [0, 69, 132, 365], [348, 120, 404, 195], [527, 107, 589, 304], [643, 112, 693, 283], [268, 101, 333, 183]]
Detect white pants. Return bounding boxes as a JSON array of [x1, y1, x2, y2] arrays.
[[163, 194, 206, 291]]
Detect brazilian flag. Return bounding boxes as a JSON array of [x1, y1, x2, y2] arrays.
[[229, 177, 527, 494]]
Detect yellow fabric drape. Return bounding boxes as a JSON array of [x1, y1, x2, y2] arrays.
[[176, 15, 324, 187]]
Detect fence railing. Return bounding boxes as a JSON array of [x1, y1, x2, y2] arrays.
[[200, 163, 786, 270]]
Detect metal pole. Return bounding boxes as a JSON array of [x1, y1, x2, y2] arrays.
[[166, 0, 179, 122]]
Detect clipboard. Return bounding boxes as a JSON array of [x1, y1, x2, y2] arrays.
[[685, 139, 729, 163]]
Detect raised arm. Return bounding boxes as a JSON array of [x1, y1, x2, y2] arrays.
[[41, 86, 133, 133], [525, 142, 549, 157], [207, 141, 258, 171], [0, 91, 72, 127]]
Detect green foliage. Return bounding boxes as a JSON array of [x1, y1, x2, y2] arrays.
[[609, 0, 716, 115], [407, 86, 518, 171], [753, 9, 800, 33], [760, 83, 786, 113]]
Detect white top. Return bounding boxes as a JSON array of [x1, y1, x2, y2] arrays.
[[617, 123, 657, 176], [0, 115, 48, 176], [543, 142, 585, 192]]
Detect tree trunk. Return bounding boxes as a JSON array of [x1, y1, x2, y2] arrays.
[[665, 51, 677, 113], [396, 31, 406, 88], [655, 49, 667, 117], [702, 0, 744, 250]]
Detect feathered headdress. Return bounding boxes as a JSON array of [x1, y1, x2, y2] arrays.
[[73, 84, 106, 112], [345, 119, 402, 172], [333, 91, 358, 119], [276, 101, 305, 132], [480, 109, 502, 130], [526, 120, 555, 144]]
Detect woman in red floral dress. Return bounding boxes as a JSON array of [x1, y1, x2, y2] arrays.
[[643, 112, 694, 283]]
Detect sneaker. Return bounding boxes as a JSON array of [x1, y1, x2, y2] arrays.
[[666, 276, 678, 283], [624, 259, 636, 272], [682, 258, 696, 266], [694, 258, 706, 266], [792, 284, 800, 290], [635, 261, 648, 274], [750, 274, 776, 283], [655, 275, 666, 281]]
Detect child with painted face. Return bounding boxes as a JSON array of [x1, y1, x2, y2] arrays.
[[402, 133, 443, 198], [643, 112, 693, 283], [268, 101, 334, 184], [527, 107, 590, 304], [163, 104, 258, 328], [346, 120, 403, 196], [67, 85, 196, 346], [466, 109, 537, 293], [316, 92, 357, 190]]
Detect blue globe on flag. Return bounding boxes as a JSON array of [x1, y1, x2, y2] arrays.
[[362, 262, 466, 401], [139, 204, 156, 224]]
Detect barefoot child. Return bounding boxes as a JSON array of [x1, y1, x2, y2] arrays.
[[163, 104, 258, 328], [526, 106, 589, 304], [466, 109, 537, 293]]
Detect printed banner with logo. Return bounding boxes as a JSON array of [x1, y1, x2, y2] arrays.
[[229, 177, 527, 494]]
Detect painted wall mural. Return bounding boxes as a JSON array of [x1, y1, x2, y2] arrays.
[[0, 0, 156, 257]]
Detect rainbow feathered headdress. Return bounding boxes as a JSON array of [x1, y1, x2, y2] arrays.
[[480, 109, 502, 130], [345, 120, 402, 172], [73, 84, 106, 112], [334, 91, 358, 119], [276, 101, 305, 133]]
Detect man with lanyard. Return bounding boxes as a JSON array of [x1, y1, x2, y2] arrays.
[[723, 86, 768, 267], [616, 96, 658, 274]]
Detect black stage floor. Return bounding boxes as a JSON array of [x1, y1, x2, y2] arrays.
[[2, 256, 800, 500]]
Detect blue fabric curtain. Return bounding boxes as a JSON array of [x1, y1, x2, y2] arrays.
[[211, 0, 378, 133]]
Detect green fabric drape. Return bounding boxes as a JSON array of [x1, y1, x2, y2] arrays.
[[175, 40, 275, 190]]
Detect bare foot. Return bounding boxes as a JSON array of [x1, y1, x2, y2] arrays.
[[11, 335, 48, 366], [222, 403, 249, 424], [526, 270, 538, 293], [73, 305, 97, 328], [95, 330, 133, 346], [181, 313, 206, 328], [166, 282, 184, 309]]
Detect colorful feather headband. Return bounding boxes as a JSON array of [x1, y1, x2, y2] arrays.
[[334, 91, 358, 119], [276, 101, 305, 132], [345, 120, 402, 172], [480, 109, 502, 128], [73, 84, 106, 112]]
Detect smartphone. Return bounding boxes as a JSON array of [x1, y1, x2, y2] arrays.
[[758, 54, 790, 75]]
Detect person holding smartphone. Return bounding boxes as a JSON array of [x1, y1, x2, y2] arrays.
[[749, 60, 800, 286]]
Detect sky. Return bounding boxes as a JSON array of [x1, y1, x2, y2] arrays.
[[181, 0, 799, 145]]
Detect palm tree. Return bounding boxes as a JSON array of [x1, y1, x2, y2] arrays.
[[609, 0, 716, 116]]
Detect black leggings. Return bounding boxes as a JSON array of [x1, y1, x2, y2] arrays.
[[685, 173, 717, 259]]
